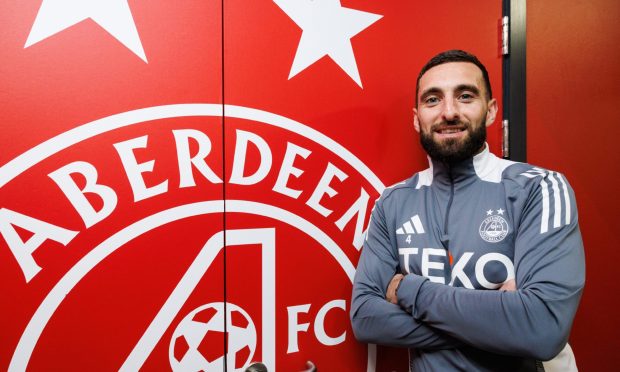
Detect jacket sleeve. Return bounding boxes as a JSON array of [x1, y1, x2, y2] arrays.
[[396, 172, 585, 360], [350, 197, 461, 349]]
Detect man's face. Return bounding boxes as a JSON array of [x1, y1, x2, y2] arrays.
[[414, 62, 497, 164]]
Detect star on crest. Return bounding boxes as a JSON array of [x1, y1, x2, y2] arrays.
[[274, 0, 382, 87], [497, 208, 505, 215], [486, 209, 493, 216], [25, 0, 147, 62]]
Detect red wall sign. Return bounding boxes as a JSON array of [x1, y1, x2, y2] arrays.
[[0, 1, 502, 370]]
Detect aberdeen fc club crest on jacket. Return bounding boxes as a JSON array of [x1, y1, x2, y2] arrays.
[[479, 209, 509, 243]]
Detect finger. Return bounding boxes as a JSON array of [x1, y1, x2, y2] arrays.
[[499, 279, 516, 291]]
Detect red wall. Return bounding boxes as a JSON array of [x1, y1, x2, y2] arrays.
[[0, 1, 505, 370], [527, 1, 620, 369]]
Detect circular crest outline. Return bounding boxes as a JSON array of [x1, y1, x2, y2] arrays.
[[479, 215, 509, 243]]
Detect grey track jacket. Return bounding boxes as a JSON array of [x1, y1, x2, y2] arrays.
[[351, 146, 585, 371]]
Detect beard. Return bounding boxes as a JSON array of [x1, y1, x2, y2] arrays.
[[420, 120, 486, 164]]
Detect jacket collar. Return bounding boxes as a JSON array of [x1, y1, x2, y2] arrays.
[[429, 143, 491, 188]]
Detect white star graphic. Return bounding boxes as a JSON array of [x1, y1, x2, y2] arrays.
[[486, 209, 493, 216], [497, 208, 505, 215], [25, 0, 147, 62], [274, 0, 382, 87]]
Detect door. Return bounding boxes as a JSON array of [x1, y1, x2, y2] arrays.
[[223, 1, 504, 371], [527, 0, 620, 370], [0, 1, 225, 370], [0, 1, 504, 371]]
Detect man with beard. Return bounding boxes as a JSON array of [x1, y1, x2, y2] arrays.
[[351, 50, 584, 371]]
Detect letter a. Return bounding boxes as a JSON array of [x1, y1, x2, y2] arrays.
[[48, 161, 118, 228], [0, 208, 78, 282]]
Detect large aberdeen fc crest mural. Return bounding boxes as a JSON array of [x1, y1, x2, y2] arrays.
[[0, 1, 503, 371]]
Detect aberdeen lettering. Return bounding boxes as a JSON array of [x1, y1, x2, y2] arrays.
[[1, 128, 372, 283]]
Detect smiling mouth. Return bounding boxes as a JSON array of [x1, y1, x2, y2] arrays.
[[436, 128, 465, 134], [434, 126, 467, 135]]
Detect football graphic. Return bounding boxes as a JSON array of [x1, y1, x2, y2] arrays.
[[169, 302, 257, 371]]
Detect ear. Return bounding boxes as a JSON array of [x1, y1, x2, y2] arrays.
[[413, 108, 421, 133], [485, 98, 498, 127]]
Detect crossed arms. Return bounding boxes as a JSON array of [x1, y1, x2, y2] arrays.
[[350, 179, 585, 360]]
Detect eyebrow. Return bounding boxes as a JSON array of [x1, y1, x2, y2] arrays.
[[455, 84, 481, 95], [419, 84, 481, 102], [419, 87, 442, 101]]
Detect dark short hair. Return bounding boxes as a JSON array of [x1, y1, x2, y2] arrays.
[[415, 50, 492, 105]]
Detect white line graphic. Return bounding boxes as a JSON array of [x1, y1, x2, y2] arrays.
[[540, 177, 550, 234], [3, 104, 384, 371], [0, 104, 384, 194], [521, 168, 571, 234], [556, 172, 571, 225], [548, 172, 562, 229], [120, 228, 276, 371], [9, 201, 373, 372]]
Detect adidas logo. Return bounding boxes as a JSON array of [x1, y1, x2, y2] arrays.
[[396, 215, 425, 235]]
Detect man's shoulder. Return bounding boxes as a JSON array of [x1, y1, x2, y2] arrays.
[[380, 172, 426, 202], [503, 162, 577, 233], [381, 173, 417, 199], [473, 150, 569, 190], [501, 162, 570, 191]]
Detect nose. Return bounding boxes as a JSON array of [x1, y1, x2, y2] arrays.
[[441, 98, 460, 122]]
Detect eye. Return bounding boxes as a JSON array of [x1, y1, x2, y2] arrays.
[[425, 96, 439, 105], [459, 93, 475, 101]]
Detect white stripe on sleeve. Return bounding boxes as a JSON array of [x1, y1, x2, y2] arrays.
[[556, 172, 571, 225], [540, 178, 550, 234], [548, 172, 562, 229]]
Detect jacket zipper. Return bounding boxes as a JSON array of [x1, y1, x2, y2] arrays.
[[444, 167, 455, 238]]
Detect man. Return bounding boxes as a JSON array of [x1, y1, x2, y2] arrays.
[[351, 50, 585, 371]]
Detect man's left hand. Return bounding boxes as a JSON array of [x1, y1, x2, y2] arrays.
[[499, 279, 516, 292], [386, 274, 404, 304]]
